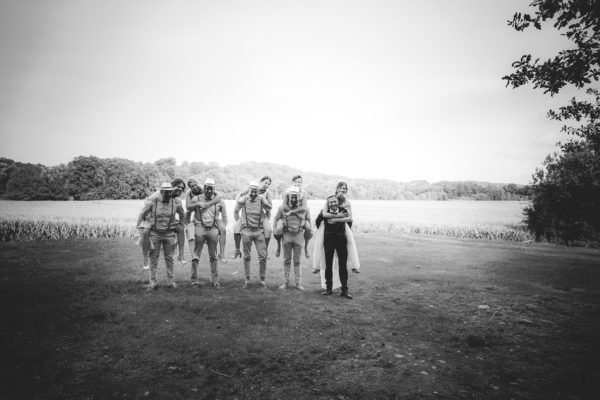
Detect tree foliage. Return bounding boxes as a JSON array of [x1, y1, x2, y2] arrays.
[[505, 0, 600, 245], [0, 156, 531, 202]]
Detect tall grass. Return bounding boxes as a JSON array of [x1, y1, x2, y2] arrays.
[[0, 199, 534, 243], [0, 218, 137, 241]]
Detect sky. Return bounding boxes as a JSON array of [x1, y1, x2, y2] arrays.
[[0, 0, 585, 184]]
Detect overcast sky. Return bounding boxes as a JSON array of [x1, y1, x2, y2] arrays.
[[0, 0, 583, 184]]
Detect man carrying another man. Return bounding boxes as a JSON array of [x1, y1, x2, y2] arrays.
[[137, 182, 187, 290], [235, 181, 272, 288], [187, 178, 227, 289], [273, 186, 306, 290]]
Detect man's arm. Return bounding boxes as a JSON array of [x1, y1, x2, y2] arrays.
[[322, 200, 347, 219], [137, 202, 153, 227], [187, 195, 211, 211], [236, 188, 249, 204], [327, 216, 352, 224], [204, 191, 223, 208]]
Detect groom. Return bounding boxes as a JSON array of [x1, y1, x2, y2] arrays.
[[321, 195, 353, 299]]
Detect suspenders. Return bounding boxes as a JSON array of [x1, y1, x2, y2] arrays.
[[198, 198, 219, 228], [243, 197, 263, 229], [153, 198, 175, 232]]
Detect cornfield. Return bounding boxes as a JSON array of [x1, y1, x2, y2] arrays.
[[0, 199, 534, 243], [0, 218, 137, 242]]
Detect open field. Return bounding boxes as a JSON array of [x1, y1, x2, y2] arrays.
[[0, 200, 533, 242], [1, 234, 599, 399]]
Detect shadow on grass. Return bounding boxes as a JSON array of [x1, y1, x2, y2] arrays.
[[1, 236, 600, 399]]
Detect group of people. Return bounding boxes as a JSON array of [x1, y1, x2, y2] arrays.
[[136, 175, 360, 299]]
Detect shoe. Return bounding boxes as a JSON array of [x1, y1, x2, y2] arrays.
[[143, 264, 150, 271], [352, 268, 360, 274], [243, 280, 250, 289], [321, 290, 333, 296], [275, 247, 281, 257], [341, 292, 353, 299], [177, 256, 187, 265], [192, 257, 199, 262], [295, 284, 305, 291], [312, 269, 320, 275], [233, 250, 242, 259], [147, 281, 158, 291], [278, 283, 289, 290], [191, 280, 199, 286], [168, 281, 178, 289], [258, 281, 267, 288], [212, 282, 222, 289]]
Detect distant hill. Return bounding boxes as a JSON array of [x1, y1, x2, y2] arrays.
[[0, 156, 532, 201]]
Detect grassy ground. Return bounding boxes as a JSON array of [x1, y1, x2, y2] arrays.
[[0, 234, 599, 399]]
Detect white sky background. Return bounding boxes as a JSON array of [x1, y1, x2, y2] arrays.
[[0, 0, 583, 184]]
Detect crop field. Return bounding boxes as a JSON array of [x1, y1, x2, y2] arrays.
[[0, 200, 533, 242]]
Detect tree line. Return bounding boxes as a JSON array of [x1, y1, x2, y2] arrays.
[[504, 0, 599, 246], [0, 156, 532, 201]]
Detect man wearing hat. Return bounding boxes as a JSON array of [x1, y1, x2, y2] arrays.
[[187, 178, 227, 288], [138, 178, 186, 271], [137, 182, 187, 290], [185, 177, 224, 264], [232, 176, 273, 259], [272, 186, 306, 290], [235, 181, 272, 288]]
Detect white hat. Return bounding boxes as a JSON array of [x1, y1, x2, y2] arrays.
[[204, 178, 215, 186], [160, 182, 175, 191], [287, 186, 300, 195], [248, 180, 259, 189]]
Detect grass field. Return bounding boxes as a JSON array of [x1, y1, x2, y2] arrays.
[[1, 233, 599, 399], [0, 199, 533, 242]]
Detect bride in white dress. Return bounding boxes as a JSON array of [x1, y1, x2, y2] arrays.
[[312, 182, 360, 289]]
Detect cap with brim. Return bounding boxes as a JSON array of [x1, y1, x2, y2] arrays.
[[160, 182, 175, 191]]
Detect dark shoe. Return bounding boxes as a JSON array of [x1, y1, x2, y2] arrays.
[[312, 268, 320, 275], [341, 292, 353, 299], [352, 268, 360, 274], [321, 290, 333, 296]]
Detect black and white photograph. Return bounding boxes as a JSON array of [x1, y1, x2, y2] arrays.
[[1, 0, 599, 399]]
